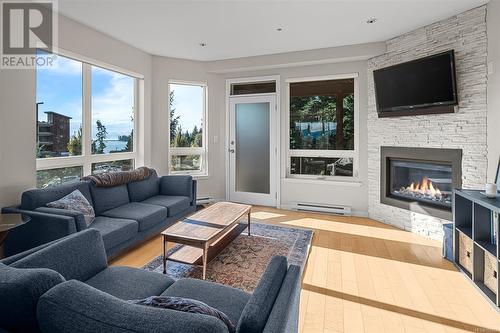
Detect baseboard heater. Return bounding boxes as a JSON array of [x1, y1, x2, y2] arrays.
[[293, 202, 352, 216], [196, 197, 215, 205]]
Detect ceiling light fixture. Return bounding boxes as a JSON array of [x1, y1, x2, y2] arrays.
[[366, 18, 378, 24], [199, 42, 207, 47]]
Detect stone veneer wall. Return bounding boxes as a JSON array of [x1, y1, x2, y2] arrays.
[[367, 6, 488, 240]]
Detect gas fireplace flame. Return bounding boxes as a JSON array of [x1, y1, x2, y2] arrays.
[[407, 177, 442, 199]]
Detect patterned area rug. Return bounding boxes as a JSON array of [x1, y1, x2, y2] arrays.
[[143, 221, 313, 292]]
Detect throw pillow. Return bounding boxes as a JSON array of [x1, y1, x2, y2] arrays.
[[47, 189, 95, 226], [128, 296, 235, 333]]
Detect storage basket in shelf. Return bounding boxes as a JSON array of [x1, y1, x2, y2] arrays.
[[484, 251, 498, 294], [458, 231, 473, 274]]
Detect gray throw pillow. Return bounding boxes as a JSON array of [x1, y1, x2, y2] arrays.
[[128, 296, 235, 333], [47, 189, 95, 226]]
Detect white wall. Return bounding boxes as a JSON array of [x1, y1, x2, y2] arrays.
[[218, 61, 371, 215], [487, 0, 500, 182], [150, 43, 385, 215], [0, 69, 36, 208], [0, 14, 152, 208], [150, 56, 226, 200]]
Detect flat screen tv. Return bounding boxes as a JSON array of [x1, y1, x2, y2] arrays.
[[374, 50, 458, 117]]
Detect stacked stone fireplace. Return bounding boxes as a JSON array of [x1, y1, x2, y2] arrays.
[[367, 6, 488, 240]]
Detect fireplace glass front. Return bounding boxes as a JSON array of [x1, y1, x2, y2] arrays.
[[389, 159, 453, 208]]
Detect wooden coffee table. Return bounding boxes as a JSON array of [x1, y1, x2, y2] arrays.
[[161, 202, 251, 279]]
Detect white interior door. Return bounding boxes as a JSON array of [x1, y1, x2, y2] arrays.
[[229, 95, 277, 206]]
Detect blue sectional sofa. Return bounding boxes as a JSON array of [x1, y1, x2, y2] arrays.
[[1, 170, 196, 258], [0, 229, 301, 333]]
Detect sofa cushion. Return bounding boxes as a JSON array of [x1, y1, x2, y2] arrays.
[[89, 184, 130, 215], [101, 202, 168, 231], [141, 195, 191, 217], [236, 256, 288, 333], [21, 181, 92, 211], [0, 262, 65, 333], [90, 216, 138, 250], [37, 280, 231, 333], [128, 170, 159, 202], [162, 278, 250, 327], [129, 296, 236, 333], [85, 266, 174, 300], [47, 189, 95, 226]]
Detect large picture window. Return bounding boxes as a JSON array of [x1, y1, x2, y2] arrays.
[[168, 81, 207, 176], [287, 75, 358, 179], [36, 52, 140, 188]]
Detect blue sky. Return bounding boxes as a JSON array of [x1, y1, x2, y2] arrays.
[[169, 83, 204, 133], [36, 54, 134, 140]]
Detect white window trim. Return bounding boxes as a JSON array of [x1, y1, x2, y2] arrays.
[[167, 80, 209, 177], [284, 73, 360, 181], [36, 50, 140, 177]]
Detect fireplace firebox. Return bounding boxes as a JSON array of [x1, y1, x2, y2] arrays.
[[381, 147, 462, 220]]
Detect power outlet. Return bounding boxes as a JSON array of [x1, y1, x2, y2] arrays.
[[488, 61, 494, 75]]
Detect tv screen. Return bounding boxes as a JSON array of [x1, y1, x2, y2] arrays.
[[374, 50, 458, 116]]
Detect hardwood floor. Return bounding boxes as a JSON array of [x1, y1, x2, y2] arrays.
[[110, 206, 500, 333]]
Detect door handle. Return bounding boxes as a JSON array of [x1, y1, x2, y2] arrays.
[[229, 149, 235, 153]]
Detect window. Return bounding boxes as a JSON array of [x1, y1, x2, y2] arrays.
[[36, 53, 83, 158], [287, 75, 358, 179], [36, 166, 83, 189], [91, 159, 134, 174], [91, 66, 135, 154], [36, 52, 140, 188], [168, 82, 207, 176]]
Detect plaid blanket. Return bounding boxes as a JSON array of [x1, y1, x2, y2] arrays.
[[82, 166, 151, 187]]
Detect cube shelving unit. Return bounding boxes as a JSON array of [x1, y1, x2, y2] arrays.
[[453, 189, 499, 309]]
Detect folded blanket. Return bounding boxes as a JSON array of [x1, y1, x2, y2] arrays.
[[82, 166, 151, 187]]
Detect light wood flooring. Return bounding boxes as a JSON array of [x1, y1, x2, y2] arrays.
[[110, 206, 500, 333]]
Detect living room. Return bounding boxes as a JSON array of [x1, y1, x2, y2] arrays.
[[1, 0, 500, 332]]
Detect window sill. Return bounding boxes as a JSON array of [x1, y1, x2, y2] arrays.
[[283, 177, 363, 187], [168, 173, 209, 180]]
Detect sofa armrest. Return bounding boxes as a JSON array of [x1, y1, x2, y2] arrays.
[[263, 265, 301, 333], [10, 229, 108, 281], [35, 207, 88, 231], [159, 175, 196, 205], [37, 280, 230, 333], [1, 207, 79, 257]]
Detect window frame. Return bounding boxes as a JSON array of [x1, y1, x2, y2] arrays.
[[35, 49, 141, 181], [167, 80, 209, 177], [285, 73, 360, 181]]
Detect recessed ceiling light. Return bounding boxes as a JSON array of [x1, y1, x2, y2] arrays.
[[366, 18, 378, 24], [199, 42, 207, 47], [276, 28, 283, 32]]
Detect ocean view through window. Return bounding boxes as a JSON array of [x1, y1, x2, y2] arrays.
[[168, 81, 208, 176], [36, 52, 140, 188]]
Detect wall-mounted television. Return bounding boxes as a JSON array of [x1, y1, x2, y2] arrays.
[[374, 50, 458, 117]]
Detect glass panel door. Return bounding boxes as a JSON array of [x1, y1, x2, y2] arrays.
[[235, 102, 270, 194], [229, 95, 276, 206]]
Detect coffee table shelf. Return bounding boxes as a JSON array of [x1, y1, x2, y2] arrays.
[[162, 202, 251, 279], [167, 223, 247, 266]]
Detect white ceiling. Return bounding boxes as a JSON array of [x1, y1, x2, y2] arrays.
[[58, 0, 489, 61]]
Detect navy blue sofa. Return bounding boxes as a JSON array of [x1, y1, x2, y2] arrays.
[[0, 229, 301, 333], [1, 170, 197, 258]]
